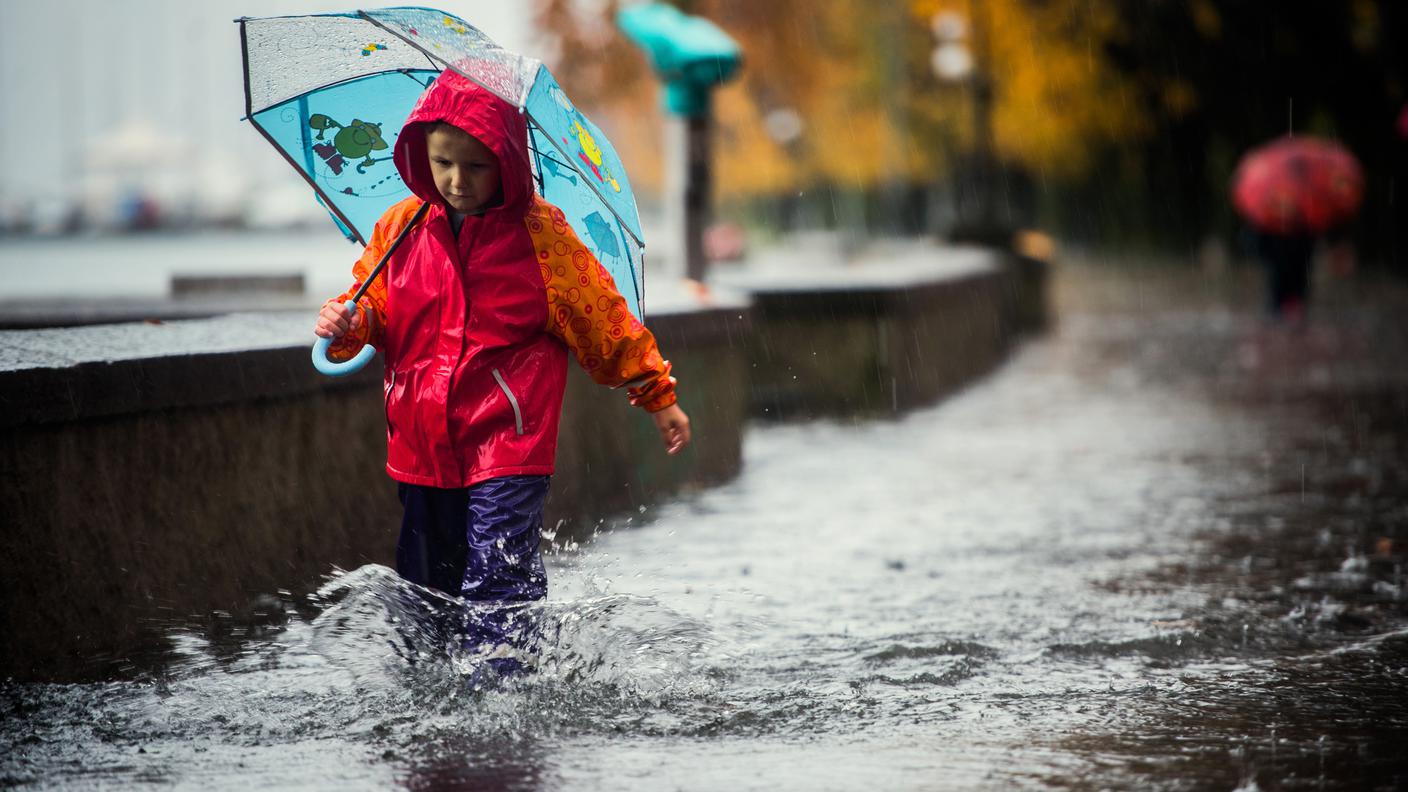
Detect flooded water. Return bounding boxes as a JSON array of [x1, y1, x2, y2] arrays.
[[4, 259, 1407, 790]]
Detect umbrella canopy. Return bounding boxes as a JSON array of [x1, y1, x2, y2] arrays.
[[1231, 136, 1363, 235], [239, 7, 646, 318]]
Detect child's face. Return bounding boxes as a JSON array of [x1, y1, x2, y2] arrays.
[[426, 125, 502, 214]]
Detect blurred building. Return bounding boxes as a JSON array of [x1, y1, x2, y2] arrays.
[[0, 0, 528, 235]]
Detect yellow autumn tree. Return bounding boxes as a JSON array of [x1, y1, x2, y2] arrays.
[[696, 0, 944, 194], [911, 0, 1146, 178], [533, 0, 936, 202], [533, 0, 1146, 202]]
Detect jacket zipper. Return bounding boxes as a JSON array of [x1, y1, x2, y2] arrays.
[[492, 368, 525, 436], [384, 369, 397, 437]]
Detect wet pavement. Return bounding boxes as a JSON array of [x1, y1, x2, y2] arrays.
[[3, 256, 1407, 790]]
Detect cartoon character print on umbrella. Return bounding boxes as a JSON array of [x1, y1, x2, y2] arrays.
[[545, 83, 622, 195], [565, 120, 621, 194], [308, 114, 392, 175]]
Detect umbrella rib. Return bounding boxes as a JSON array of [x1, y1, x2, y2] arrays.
[[619, 215, 643, 317], [358, 12, 451, 72], [356, 11, 529, 105], [525, 138, 606, 205], [527, 134, 577, 173], [239, 20, 254, 120], [249, 69, 439, 116], [616, 222, 639, 314], [527, 130, 547, 196], [357, 10, 543, 108], [400, 70, 436, 90]]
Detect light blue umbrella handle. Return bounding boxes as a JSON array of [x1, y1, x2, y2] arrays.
[[312, 300, 375, 376]]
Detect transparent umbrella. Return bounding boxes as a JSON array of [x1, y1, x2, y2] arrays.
[[238, 7, 647, 372]]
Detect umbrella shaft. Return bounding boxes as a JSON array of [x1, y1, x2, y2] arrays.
[[350, 201, 430, 306]]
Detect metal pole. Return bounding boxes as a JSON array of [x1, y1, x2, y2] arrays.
[[350, 201, 430, 305], [969, 0, 996, 234], [683, 113, 712, 283]]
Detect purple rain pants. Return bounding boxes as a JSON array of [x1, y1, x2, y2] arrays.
[[395, 475, 550, 671]]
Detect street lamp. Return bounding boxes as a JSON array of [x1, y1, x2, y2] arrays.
[[618, 3, 742, 287]]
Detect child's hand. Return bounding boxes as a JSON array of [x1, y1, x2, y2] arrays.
[[314, 299, 363, 339], [651, 403, 691, 455]]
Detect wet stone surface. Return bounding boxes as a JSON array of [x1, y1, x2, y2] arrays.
[[0, 312, 315, 371], [3, 259, 1407, 790]]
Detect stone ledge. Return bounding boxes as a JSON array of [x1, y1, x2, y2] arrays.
[[170, 273, 305, 296], [0, 304, 750, 429], [0, 347, 378, 429], [709, 246, 1018, 418], [711, 245, 997, 295], [0, 313, 374, 429]]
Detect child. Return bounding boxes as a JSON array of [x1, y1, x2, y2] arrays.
[[313, 70, 691, 672]]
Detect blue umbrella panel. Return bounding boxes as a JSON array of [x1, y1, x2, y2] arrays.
[[248, 68, 436, 241], [524, 67, 644, 318]]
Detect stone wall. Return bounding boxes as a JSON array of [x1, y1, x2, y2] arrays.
[[719, 248, 1026, 419]]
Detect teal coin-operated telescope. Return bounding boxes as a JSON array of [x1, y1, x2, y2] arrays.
[[617, 2, 742, 118], [618, 2, 742, 285]]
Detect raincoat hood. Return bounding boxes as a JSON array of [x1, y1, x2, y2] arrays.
[[394, 68, 533, 218]]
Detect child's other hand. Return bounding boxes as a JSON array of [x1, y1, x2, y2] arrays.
[[651, 404, 691, 455], [314, 299, 362, 339]]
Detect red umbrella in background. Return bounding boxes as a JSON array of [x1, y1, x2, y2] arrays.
[[1231, 136, 1363, 235]]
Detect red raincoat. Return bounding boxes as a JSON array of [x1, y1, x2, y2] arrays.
[[329, 71, 676, 488]]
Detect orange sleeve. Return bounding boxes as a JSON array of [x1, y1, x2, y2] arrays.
[[528, 201, 678, 413], [324, 199, 419, 362]]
